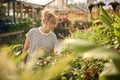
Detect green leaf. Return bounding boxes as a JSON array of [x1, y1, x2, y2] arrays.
[[63, 39, 98, 53], [83, 47, 120, 59], [114, 28, 120, 37], [112, 58, 120, 72], [100, 6, 113, 23], [10, 44, 23, 50], [100, 14, 113, 28], [99, 62, 120, 80]]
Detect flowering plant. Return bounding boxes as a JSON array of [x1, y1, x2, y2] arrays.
[[55, 57, 107, 80], [33, 55, 56, 72], [32, 52, 107, 80]]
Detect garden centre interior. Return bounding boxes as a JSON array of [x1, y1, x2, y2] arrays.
[[0, 0, 120, 80]]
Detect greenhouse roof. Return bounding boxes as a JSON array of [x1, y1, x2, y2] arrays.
[[0, 0, 54, 5], [21, 0, 54, 5]]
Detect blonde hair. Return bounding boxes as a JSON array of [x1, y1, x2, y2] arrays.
[[41, 10, 57, 25]]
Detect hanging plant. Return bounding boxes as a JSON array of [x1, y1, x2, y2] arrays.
[[109, 1, 120, 11], [88, 3, 95, 13], [97, 1, 105, 8]]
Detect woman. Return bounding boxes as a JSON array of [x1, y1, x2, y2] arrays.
[[22, 10, 58, 63]]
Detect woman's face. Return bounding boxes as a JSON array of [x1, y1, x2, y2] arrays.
[[46, 20, 57, 30]]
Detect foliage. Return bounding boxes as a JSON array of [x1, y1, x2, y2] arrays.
[[33, 55, 57, 73], [99, 6, 114, 28], [9, 35, 25, 45], [61, 7, 120, 80], [55, 57, 107, 80], [66, 1, 86, 9], [73, 20, 81, 27], [92, 27, 119, 49], [0, 46, 19, 80], [67, 30, 90, 40], [0, 34, 25, 45], [0, 7, 5, 16], [9, 18, 36, 32], [0, 45, 103, 80], [1, 6, 120, 79], [9, 23, 24, 32], [10, 44, 23, 56], [1, 37, 120, 80], [22, 18, 36, 31], [68, 13, 120, 50], [63, 39, 120, 80], [100, 6, 120, 43]]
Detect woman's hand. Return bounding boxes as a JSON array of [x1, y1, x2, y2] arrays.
[[18, 61, 25, 71]]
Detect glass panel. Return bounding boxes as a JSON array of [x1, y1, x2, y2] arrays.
[[24, 0, 53, 5]]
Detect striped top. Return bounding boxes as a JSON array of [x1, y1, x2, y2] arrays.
[[26, 27, 57, 54]]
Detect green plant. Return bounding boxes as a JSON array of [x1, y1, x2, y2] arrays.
[[22, 18, 36, 31], [9, 18, 36, 32], [67, 26, 119, 50], [73, 20, 81, 28], [1, 38, 120, 80], [55, 57, 107, 80], [9, 23, 24, 32], [68, 17, 120, 51], [33, 55, 57, 73], [63, 39, 120, 80], [99, 6, 120, 50]]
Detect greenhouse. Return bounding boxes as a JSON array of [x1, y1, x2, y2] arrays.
[[0, 0, 120, 80]]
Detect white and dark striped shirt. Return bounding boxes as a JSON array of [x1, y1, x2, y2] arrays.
[[26, 27, 57, 54]]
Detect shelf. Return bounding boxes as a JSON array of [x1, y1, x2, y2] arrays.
[[0, 30, 24, 38]]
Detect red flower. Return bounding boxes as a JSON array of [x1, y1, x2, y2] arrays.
[[91, 68, 98, 73], [84, 73, 91, 79], [39, 60, 45, 65], [59, 18, 62, 21]]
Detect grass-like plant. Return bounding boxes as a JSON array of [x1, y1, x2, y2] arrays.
[[1, 38, 120, 80]]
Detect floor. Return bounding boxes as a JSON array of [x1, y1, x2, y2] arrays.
[[54, 39, 64, 54]]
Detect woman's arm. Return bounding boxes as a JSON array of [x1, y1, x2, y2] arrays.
[[19, 38, 30, 69], [22, 38, 30, 62], [23, 38, 30, 52], [51, 47, 55, 54]]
